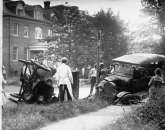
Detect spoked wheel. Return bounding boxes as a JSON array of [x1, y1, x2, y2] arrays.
[[22, 88, 33, 103]]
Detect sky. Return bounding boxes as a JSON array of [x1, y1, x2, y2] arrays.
[[22, 0, 141, 18], [22, 0, 143, 29]]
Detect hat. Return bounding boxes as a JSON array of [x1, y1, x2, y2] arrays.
[[61, 57, 68, 63]]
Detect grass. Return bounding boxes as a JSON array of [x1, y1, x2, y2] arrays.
[[101, 87, 165, 130], [3, 98, 109, 130], [101, 109, 157, 130], [136, 99, 165, 129], [100, 105, 158, 130], [136, 87, 165, 130], [99, 102, 158, 130], [101, 104, 159, 130]]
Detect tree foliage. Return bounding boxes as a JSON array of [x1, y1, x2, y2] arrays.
[[46, 10, 98, 68], [142, 0, 165, 54], [141, 0, 165, 9], [46, 8, 128, 68], [93, 9, 128, 65]]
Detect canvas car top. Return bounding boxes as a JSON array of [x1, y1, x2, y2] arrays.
[[112, 53, 165, 65]]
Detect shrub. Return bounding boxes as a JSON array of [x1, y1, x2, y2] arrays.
[[137, 87, 165, 129]]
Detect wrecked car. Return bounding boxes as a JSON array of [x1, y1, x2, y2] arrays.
[[10, 59, 57, 104], [96, 53, 165, 103]]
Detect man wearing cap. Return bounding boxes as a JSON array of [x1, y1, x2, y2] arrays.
[[99, 62, 107, 81], [54, 57, 74, 101]]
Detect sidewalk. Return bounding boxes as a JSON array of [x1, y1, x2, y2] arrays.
[[41, 105, 134, 130]]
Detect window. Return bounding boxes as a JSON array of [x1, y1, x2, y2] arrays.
[[17, 9, 24, 16], [24, 48, 29, 60], [34, 10, 43, 20], [13, 47, 18, 60], [35, 27, 42, 39], [16, 4, 25, 16], [48, 29, 52, 37], [23, 26, 29, 38], [12, 23, 19, 36], [34, 11, 40, 20]]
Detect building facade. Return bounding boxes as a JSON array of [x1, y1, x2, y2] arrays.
[[3, 0, 53, 75]]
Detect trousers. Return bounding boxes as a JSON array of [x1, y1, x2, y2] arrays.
[[59, 84, 72, 102]]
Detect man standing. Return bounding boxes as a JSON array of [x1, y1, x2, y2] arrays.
[[2, 65, 7, 80], [89, 64, 97, 96], [2, 73, 7, 108], [54, 57, 74, 102], [82, 67, 85, 79]]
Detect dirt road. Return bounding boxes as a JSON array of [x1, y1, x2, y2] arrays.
[[41, 105, 134, 130]]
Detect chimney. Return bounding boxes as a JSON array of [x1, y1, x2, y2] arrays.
[[44, 1, 50, 9]]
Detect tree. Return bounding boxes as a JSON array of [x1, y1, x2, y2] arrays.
[[141, 0, 165, 9], [141, 0, 165, 30], [141, 0, 165, 54], [93, 9, 128, 65], [46, 8, 98, 68], [46, 7, 128, 67]]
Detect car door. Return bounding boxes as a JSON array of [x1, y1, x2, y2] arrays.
[[130, 69, 149, 93]]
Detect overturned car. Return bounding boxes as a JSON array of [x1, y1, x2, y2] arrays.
[[96, 53, 165, 104], [10, 59, 57, 104]]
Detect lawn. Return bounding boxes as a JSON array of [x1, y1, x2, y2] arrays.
[[3, 98, 109, 130], [101, 113, 156, 130], [101, 87, 165, 130]]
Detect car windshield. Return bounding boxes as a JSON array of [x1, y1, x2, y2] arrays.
[[112, 62, 134, 76]]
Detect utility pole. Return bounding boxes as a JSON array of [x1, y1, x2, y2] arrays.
[[64, 2, 71, 59], [63, 3, 68, 56], [96, 30, 102, 86]]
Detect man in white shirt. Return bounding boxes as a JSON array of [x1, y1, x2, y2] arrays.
[[89, 64, 97, 96], [82, 67, 85, 79], [2, 74, 7, 108], [54, 57, 74, 101]]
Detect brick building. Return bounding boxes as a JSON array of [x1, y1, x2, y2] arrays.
[[3, 0, 53, 75], [3, 0, 80, 75]]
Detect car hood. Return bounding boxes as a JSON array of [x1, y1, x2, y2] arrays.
[[104, 74, 132, 82]]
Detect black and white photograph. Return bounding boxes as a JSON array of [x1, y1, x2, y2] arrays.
[[2, 0, 165, 130]]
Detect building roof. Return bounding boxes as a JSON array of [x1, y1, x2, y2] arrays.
[[112, 53, 165, 65], [4, 0, 25, 14], [3, 12, 52, 24], [3, 0, 52, 24], [3, 0, 80, 25]]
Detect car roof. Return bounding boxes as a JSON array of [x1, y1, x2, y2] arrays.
[[112, 53, 165, 65]]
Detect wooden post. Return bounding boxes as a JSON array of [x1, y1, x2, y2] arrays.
[[72, 71, 79, 99]]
